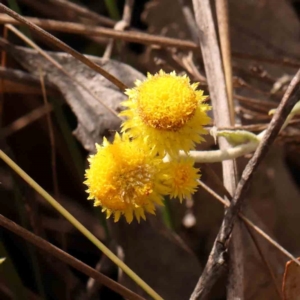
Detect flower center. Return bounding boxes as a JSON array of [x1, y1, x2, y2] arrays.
[[115, 164, 154, 206], [173, 166, 189, 187], [137, 75, 198, 131]]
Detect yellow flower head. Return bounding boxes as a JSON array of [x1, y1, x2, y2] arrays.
[[120, 70, 211, 157], [165, 157, 200, 202], [84, 133, 169, 223]]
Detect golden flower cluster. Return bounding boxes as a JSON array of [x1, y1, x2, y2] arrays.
[[84, 70, 211, 223]]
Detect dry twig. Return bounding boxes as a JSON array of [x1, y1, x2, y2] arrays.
[[191, 0, 242, 297]]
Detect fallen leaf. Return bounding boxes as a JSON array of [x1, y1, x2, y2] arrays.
[[282, 257, 300, 300], [0, 39, 145, 152]]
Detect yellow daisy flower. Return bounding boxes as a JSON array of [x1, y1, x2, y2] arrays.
[[120, 70, 211, 157], [164, 157, 200, 202], [84, 133, 169, 223]]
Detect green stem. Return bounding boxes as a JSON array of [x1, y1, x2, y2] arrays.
[[186, 141, 259, 163], [186, 101, 300, 163], [0, 150, 163, 300]]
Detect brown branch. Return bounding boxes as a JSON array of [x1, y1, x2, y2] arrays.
[[0, 5, 127, 91], [190, 69, 300, 299], [191, 0, 235, 186], [0, 13, 198, 51], [191, 0, 242, 297], [0, 214, 145, 300], [190, 0, 232, 143]]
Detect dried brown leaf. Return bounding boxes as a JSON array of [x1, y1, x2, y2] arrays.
[[1, 43, 145, 151], [283, 257, 300, 300]]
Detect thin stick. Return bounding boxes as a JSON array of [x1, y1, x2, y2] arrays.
[[0, 4, 127, 91], [0, 214, 145, 300], [191, 0, 241, 297], [0, 13, 198, 50], [215, 1, 240, 296]]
